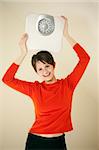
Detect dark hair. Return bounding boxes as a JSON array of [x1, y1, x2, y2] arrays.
[[31, 51, 55, 72]]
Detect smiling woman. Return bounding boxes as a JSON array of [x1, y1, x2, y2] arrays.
[[31, 50, 55, 71], [2, 16, 90, 150], [31, 51, 57, 83]]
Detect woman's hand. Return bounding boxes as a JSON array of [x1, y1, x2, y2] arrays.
[[61, 16, 77, 46], [61, 16, 69, 37], [19, 33, 28, 55]]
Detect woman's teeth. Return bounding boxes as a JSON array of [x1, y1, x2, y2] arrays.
[[43, 73, 50, 77]]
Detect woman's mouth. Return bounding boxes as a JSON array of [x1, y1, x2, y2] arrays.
[[43, 73, 51, 77]]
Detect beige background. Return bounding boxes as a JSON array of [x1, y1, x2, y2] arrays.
[[0, 1, 99, 150]]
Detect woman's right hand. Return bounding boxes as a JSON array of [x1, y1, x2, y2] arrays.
[[19, 33, 28, 55]]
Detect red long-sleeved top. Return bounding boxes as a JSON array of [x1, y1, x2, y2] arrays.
[[2, 43, 90, 134]]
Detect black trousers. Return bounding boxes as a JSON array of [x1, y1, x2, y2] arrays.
[[25, 133, 67, 150]]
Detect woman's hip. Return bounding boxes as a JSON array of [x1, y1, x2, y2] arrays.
[[25, 133, 67, 150]]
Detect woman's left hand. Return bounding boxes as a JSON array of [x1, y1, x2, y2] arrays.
[[61, 16, 69, 37]]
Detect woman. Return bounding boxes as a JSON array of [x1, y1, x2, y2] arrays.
[[2, 16, 90, 150]]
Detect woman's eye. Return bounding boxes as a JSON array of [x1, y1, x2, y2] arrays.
[[39, 68, 42, 71], [46, 65, 50, 68]]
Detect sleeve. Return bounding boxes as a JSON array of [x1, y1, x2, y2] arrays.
[[66, 43, 90, 91], [2, 63, 38, 97]]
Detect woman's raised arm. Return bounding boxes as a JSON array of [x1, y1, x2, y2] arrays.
[[14, 33, 28, 65]]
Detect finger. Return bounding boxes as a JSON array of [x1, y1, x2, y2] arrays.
[[21, 33, 28, 39], [61, 16, 67, 20]]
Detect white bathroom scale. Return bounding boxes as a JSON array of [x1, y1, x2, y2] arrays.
[[25, 13, 64, 53]]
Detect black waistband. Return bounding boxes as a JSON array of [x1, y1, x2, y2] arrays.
[[28, 133, 65, 140]]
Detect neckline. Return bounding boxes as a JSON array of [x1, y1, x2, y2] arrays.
[[42, 79, 60, 86]]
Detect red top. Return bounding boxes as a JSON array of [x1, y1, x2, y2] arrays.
[[2, 43, 90, 134]]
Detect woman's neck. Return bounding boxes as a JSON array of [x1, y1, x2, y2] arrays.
[[45, 76, 57, 84]]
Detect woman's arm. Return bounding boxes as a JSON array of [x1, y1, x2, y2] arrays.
[[2, 33, 37, 97], [14, 33, 28, 65], [61, 16, 90, 91], [61, 16, 77, 47]]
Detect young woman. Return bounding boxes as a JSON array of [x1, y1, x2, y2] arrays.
[[2, 16, 90, 150]]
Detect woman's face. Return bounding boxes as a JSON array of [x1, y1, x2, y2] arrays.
[[36, 61, 55, 82]]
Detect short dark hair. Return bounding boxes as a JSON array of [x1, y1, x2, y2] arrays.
[[31, 51, 55, 72]]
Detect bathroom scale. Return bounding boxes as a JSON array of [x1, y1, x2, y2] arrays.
[[25, 13, 64, 52]]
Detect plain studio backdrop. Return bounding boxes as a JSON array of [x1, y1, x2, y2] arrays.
[[0, 1, 99, 150]]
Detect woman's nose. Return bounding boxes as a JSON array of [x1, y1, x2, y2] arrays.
[[43, 69, 48, 75]]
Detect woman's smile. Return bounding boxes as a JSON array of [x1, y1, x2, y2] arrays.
[[43, 72, 51, 77]]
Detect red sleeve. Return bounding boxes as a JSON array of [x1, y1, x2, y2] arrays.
[[2, 63, 38, 97], [66, 43, 90, 91]]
